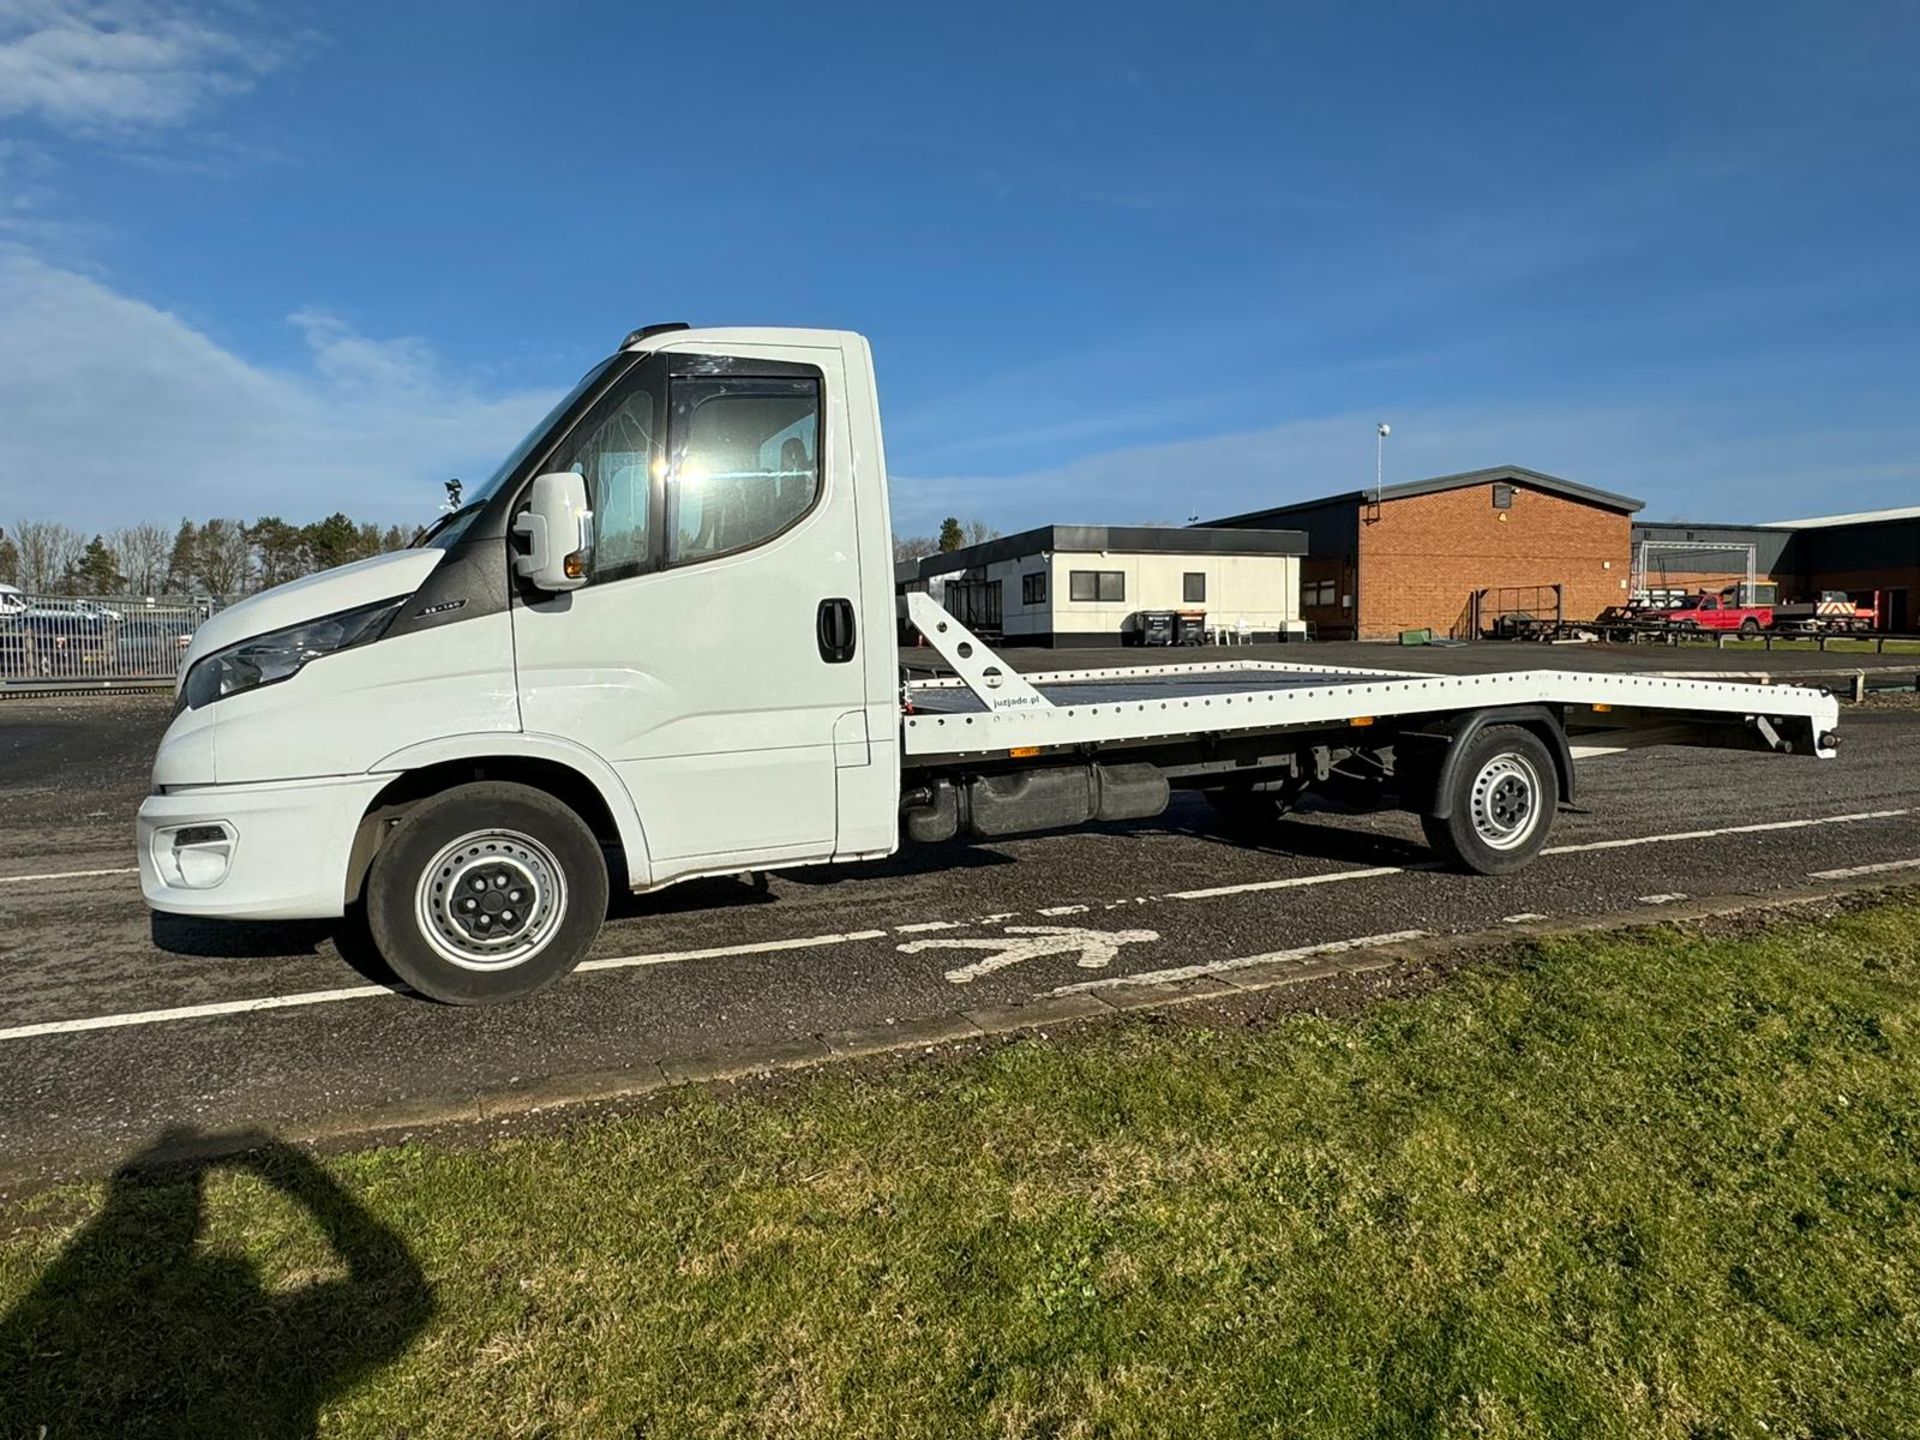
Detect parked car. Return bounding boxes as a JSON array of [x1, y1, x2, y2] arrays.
[[1, 610, 112, 676], [116, 616, 197, 671], [1662, 588, 1774, 636], [26, 598, 124, 624]]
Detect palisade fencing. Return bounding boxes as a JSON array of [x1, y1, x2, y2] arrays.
[[0, 592, 219, 685]]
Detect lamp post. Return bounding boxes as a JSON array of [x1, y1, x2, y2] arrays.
[[1375, 422, 1390, 505]]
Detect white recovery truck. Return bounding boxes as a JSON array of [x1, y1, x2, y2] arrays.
[[138, 326, 1843, 1004]]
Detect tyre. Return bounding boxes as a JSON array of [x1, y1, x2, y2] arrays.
[[1739, 618, 1761, 638], [1420, 725, 1558, 876], [365, 781, 609, 1004]]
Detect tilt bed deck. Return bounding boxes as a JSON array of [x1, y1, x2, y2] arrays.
[[899, 594, 1843, 761]]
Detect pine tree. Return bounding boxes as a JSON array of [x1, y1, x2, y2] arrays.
[[67, 535, 126, 595], [0, 528, 18, 587], [164, 520, 199, 594], [937, 516, 965, 553], [301, 512, 361, 572], [249, 517, 307, 589]]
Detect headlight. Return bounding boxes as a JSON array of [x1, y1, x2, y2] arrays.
[[182, 597, 406, 709]]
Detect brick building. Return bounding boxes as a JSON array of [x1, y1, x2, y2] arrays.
[[1635, 507, 1920, 631], [1204, 466, 1642, 640]]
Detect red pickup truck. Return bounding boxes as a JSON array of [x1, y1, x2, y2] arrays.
[[1664, 588, 1773, 636]]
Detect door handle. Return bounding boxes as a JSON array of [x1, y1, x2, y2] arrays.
[[817, 598, 856, 664]]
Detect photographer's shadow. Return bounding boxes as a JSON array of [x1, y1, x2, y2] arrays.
[[0, 1131, 433, 1438]]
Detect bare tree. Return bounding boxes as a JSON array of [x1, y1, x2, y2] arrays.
[[110, 523, 172, 595], [963, 519, 999, 546], [194, 518, 254, 597], [10, 521, 85, 592], [893, 533, 938, 564]]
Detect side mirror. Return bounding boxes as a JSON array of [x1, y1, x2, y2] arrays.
[[512, 472, 594, 592]]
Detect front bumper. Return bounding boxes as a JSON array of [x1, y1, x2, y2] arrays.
[[137, 774, 392, 920]]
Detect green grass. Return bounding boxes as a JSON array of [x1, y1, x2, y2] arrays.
[[5, 900, 1920, 1438]]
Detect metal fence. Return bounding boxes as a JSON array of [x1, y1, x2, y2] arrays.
[[0, 592, 217, 684]]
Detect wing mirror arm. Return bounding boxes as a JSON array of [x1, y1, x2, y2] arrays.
[[512, 472, 594, 592]]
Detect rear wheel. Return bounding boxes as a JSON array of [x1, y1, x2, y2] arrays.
[[366, 781, 608, 1005], [1420, 725, 1558, 875], [1739, 617, 1761, 637]]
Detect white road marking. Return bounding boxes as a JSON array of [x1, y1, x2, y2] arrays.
[[1165, 865, 1412, 901], [1502, 912, 1548, 923], [0, 865, 139, 886], [1637, 893, 1689, 905], [900, 925, 1159, 985], [0, 928, 893, 1043], [893, 921, 964, 934], [1052, 931, 1426, 996], [577, 929, 889, 974], [0, 982, 396, 1042], [1545, 808, 1911, 856], [1038, 904, 1089, 916], [1807, 857, 1920, 880]]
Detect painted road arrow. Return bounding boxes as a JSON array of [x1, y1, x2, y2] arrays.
[[898, 925, 1161, 985]]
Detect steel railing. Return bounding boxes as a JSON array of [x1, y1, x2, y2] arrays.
[[0, 592, 217, 685]]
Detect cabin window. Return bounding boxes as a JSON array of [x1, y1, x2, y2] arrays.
[[666, 377, 821, 566]]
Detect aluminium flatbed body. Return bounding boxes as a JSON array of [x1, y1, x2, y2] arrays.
[[899, 593, 1841, 764]]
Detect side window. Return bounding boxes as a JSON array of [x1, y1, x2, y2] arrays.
[[667, 376, 820, 566], [1022, 572, 1046, 605], [1183, 572, 1206, 603], [1069, 570, 1124, 602], [545, 379, 659, 582]]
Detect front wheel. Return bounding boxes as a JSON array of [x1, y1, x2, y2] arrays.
[[366, 781, 609, 1004], [1421, 725, 1558, 875]]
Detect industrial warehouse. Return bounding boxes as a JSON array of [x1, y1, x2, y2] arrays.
[[897, 467, 1920, 646]]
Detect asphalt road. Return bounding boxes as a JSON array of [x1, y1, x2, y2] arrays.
[[2, 674, 1918, 1188]]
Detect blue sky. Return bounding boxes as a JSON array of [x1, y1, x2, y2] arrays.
[[1, 0, 1915, 536]]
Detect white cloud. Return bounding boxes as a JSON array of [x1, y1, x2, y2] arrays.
[[0, 252, 563, 529], [0, 0, 284, 132]]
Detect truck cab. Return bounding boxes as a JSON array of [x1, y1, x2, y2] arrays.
[[141, 327, 903, 1000]]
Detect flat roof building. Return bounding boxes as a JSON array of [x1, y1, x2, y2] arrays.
[[901, 524, 1307, 646]]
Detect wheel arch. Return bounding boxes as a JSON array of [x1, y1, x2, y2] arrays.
[[347, 734, 651, 904], [1398, 705, 1574, 820]]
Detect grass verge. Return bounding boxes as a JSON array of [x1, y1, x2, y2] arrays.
[[4, 899, 1919, 1438]]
